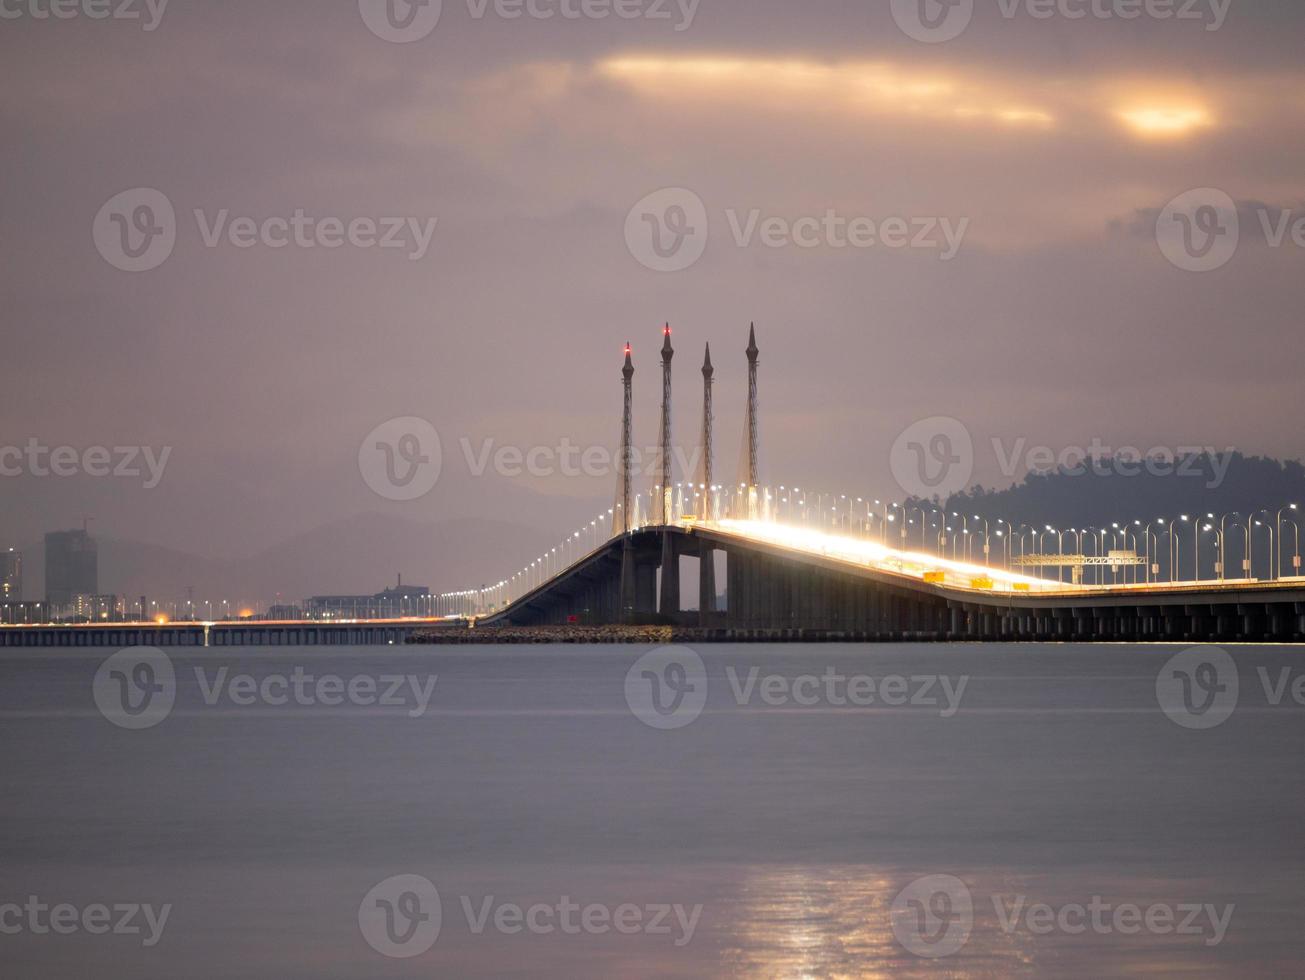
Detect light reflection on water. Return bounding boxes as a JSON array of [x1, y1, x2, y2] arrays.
[[1, 643, 1303, 977], [721, 868, 904, 979]]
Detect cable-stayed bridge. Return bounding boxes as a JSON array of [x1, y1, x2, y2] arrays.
[[456, 326, 1305, 642]]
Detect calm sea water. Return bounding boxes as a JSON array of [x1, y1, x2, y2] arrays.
[[2, 643, 1303, 978]]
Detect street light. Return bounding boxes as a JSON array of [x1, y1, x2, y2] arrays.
[[1276, 504, 1299, 580], [973, 515, 991, 566], [1218, 512, 1241, 581]]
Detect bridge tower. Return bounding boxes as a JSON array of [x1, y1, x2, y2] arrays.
[[657, 324, 674, 524], [699, 343, 717, 623], [617, 344, 637, 621], [743, 323, 760, 517], [614, 343, 635, 537], [658, 325, 679, 617], [699, 343, 714, 517]]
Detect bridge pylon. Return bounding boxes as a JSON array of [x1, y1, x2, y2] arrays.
[[658, 325, 679, 618], [699, 343, 716, 622], [737, 323, 761, 519]]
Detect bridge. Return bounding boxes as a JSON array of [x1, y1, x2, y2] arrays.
[[464, 325, 1305, 643], [8, 326, 1299, 646], [0, 619, 436, 648]]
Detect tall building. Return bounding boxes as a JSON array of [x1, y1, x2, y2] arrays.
[[45, 530, 98, 608], [1, 549, 20, 602]]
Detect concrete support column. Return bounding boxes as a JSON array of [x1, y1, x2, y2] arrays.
[[698, 540, 716, 627], [659, 531, 679, 620]]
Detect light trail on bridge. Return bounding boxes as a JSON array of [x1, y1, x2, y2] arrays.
[[699, 518, 1066, 594]]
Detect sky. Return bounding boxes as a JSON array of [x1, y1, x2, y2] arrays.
[[1, 0, 1303, 597]]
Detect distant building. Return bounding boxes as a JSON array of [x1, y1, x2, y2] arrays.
[[72, 594, 123, 622], [1, 549, 20, 602], [305, 578, 431, 619], [45, 530, 98, 608]]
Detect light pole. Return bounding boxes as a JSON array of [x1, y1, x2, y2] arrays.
[[973, 516, 991, 566], [1056, 529, 1072, 584], [951, 513, 969, 561], [1277, 504, 1299, 579], [1165, 517, 1187, 583], [907, 506, 928, 550], [1143, 520, 1164, 584], [1039, 527, 1057, 580], [1256, 519, 1273, 583], [995, 519, 1015, 568], [1218, 512, 1241, 581], [1247, 510, 1270, 580]]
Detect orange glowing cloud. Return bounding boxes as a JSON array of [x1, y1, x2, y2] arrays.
[[1116, 104, 1214, 138], [597, 55, 1057, 130]]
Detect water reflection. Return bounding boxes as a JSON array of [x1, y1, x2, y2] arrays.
[[714, 866, 1266, 978]]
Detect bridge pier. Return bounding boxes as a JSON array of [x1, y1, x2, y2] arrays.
[[659, 531, 680, 621], [699, 540, 716, 626]]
